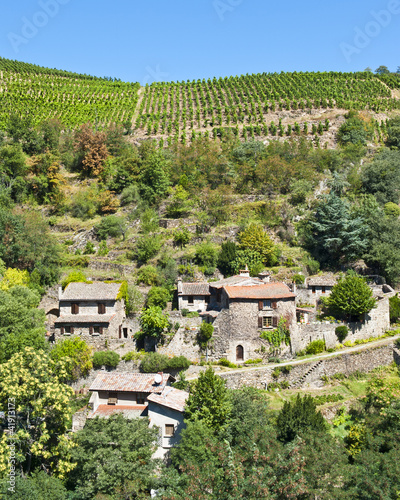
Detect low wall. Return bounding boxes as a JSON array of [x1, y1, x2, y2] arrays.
[[220, 343, 397, 390]]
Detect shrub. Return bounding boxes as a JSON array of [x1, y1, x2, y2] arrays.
[[244, 358, 262, 365], [146, 286, 170, 309], [136, 265, 161, 286], [181, 308, 189, 317], [268, 357, 281, 363], [272, 368, 281, 379], [166, 355, 191, 371], [121, 351, 143, 362], [61, 271, 90, 290], [390, 294, 400, 323], [281, 365, 293, 375], [120, 184, 140, 206], [173, 228, 191, 248], [83, 241, 95, 255], [140, 352, 169, 373], [92, 351, 120, 369], [95, 215, 126, 240], [194, 242, 218, 268], [135, 234, 162, 264], [218, 358, 237, 368], [335, 325, 349, 343], [292, 274, 305, 284], [305, 339, 326, 355]]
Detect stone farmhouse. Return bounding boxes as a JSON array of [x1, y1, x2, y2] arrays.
[[54, 282, 133, 342], [177, 271, 395, 363], [73, 372, 188, 458]]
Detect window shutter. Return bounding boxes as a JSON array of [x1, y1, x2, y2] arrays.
[[60, 326, 65, 335], [258, 317, 263, 328], [98, 303, 106, 314], [272, 301, 278, 309], [89, 326, 93, 335], [272, 317, 278, 327], [119, 325, 122, 339], [71, 326, 75, 334], [99, 326, 103, 335], [258, 300, 263, 311]]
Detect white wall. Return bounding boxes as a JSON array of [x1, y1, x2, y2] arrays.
[[148, 402, 186, 459]]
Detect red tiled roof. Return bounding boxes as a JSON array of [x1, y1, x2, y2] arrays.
[[89, 404, 147, 418], [148, 387, 189, 413], [89, 372, 173, 393], [224, 283, 295, 299]]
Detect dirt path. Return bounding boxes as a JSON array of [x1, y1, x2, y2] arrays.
[[186, 333, 400, 380]]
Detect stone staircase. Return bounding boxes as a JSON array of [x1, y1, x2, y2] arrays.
[[291, 360, 324, 389]]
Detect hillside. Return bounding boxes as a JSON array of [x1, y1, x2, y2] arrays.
[[1, 57, 400, 145]]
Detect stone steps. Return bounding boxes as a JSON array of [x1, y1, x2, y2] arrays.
[[291, 360, 324, 388]]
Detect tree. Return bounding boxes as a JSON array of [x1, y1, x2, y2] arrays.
[[302, 194, 368, 265], [67, 415, 158, 499], [325, 273, 376, 321], [0, 268, 30, 291], [95, 214, 127, 240], [361, 150, 400, 204], [0, 348, 75, 478], [386, 116, 400, 150], [146, 286, 170, 309], [389, 294, 400, 323], [197, 322, 214, 349], [277, 394, 327, 443], [74, 123, 109, 177], [375, 65, 390, 74], [139, 306, 170, 338], [217, 241, 238, 277], [237, 223, 278, 266], [194, 242, 218, 268], [139, 150, 171, 204], [185, 366, 232, 432], [50, 337, 93, 382], [135, 234, 162, 264], [0, 286, 47, 363], [0, 470, 67, 500]]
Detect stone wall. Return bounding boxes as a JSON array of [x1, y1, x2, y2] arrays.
[[220, 343, 397, 390], [291, 295, 391, 352]]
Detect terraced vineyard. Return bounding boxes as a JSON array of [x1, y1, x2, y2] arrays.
[[0, 57, 140, 130], [0, 57, 399, 140]]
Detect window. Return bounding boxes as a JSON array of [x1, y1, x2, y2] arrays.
[[217, 289, 222, 303], [188, 296, 194, 305], [108, 392, 118, 405], [205, 295, 210, 304], [92, 326, 103, 335], [136, 393, 146, 404], [65, 326, 72, 335], [263, 317, 273, 327], [98, 303, 106, 314], [312, 286, 316, 294], [123, 328, 128, 339], [165, 424, 175, 437], [71, 303, 79, 314], [264, 299, 271, 308], [321, 286, 326, 294]]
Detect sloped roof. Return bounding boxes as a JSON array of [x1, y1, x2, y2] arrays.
[[89, 372, 173, 393], [224, 283, 295, 300], [89, 404, 147, 419], [55, 314, 115, 324], [307, 276, 337, 287], [61, 282, 122, 301], [179, 283, 210, 296], [148, 387, 189, 413], [209, 275, 263, 289]]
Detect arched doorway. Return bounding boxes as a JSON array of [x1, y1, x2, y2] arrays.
[[236, 345, 244, 362]]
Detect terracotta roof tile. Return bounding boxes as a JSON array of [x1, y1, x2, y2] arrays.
[[89, 404, 147, 418], [148, 387, 189, 413], [89, 372, 173, 393], [224, 283, 295, 299], [61, 282, 122, 301], [179, 283, 210, 296]]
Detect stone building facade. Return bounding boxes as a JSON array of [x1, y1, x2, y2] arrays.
[[54, 282, 132, 342]]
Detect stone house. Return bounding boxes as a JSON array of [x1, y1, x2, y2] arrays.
[[176, 270, 296, 363], [177, 280, 210, 312], [295, 275, 337, 307], [54, 282, 131, 341], [73, 372, 188, 458]]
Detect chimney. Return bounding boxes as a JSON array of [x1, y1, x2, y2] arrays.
[[58, 286, 63, 300], [258, 271, 271, 283], [177, 278, 183, 294], [239, 265, 250, 277]]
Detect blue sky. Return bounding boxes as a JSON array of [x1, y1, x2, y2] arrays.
[[0, 0, 399, 83]]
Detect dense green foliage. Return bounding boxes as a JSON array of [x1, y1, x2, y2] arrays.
[[92, 350, 120, 369], [140, 352, 191, 373], [50, 337, 92, 381]]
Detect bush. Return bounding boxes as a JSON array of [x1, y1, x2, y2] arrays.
[[335, 325, 349, 343], [194, 242, 218, 268], [92, 351, 120, 369], [61, 271, 90, 290], [140, 352, 169, 373], [95, 215, 126, 240], [244, 358, 262, 365], [146, 286, 170, 309], [135, 234, 162, 264], [305, 339, 326, 355], [83, 241, 95, 255], [218, 358, 237, 368], [120, 184, 140, 206], [181, 308, 189, 317], [390, 294, 400, 323], [136, 265, 161, 286], [121, 351, 143, 362], [140, 353, 191, 373]]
